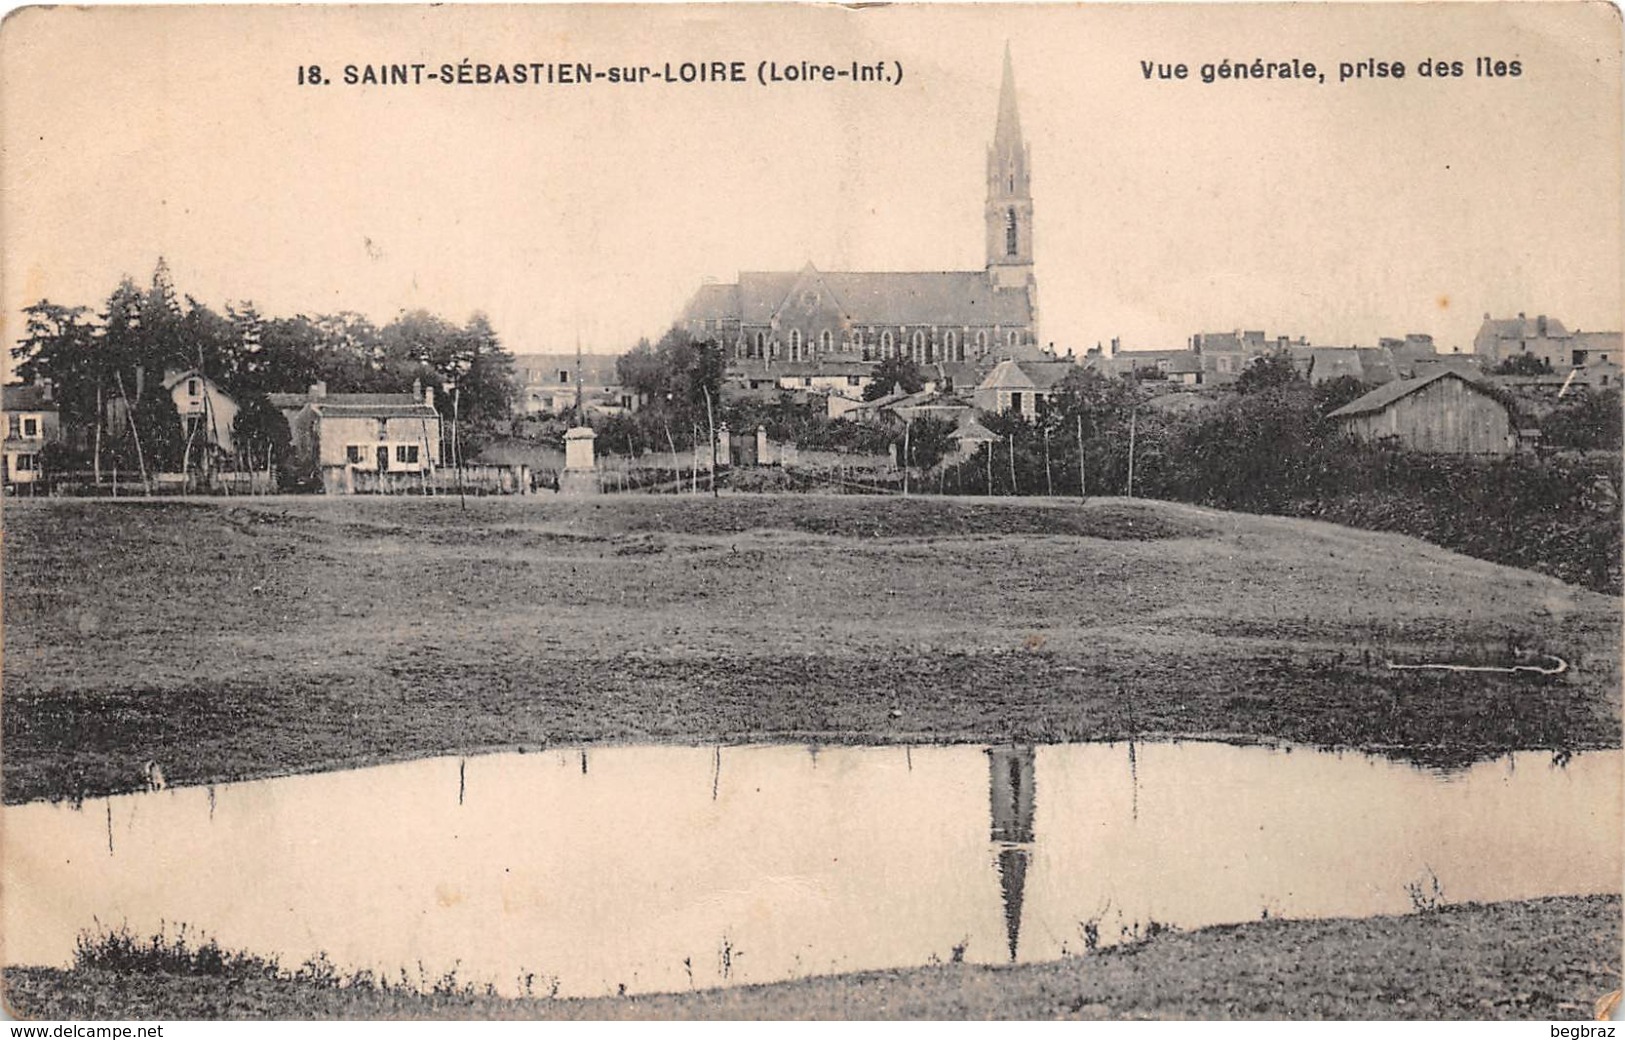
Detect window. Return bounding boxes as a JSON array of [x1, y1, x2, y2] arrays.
[[977, 330, 988, 354], [185, 416, 204, 439], [1009, 392, 1023, 414], [881, 331, 894, 357], [912, 331, 925, 360], [802, 377, 813, 387], [820, 329, 832, 353], [15, 453, 37, 472], [1008, 330, 1020, 348], [21, 417, 38, 438], [187, 379, 200, 398], [1005, 208, 1018, 257], [755, 332, 765, 358], [620, 395, 633, 409], [944, 331, 958, 360], [395, 444, 420, 464], [346, 445, 366, 464], [847, 375, 862, 387], [559, 370, 570, 383], [850, 330, 862, 354], [789, 329, 802, 359]]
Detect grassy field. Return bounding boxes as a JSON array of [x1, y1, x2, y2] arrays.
[[3, 493, 1619, 804], [6, 896, 1618, 1020]]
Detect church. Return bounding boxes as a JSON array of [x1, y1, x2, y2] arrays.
[[680, 49, 1046, 371]]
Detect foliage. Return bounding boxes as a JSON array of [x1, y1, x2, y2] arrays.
[[1234, 350, 1302, 395], [231, 394, 296, 483], [10, 259, 521, 471], [1492, 353, 1553, 376], [862, 355, 925, 400], [900, 416, 959, 472], [1540, 388, 1622, 452]]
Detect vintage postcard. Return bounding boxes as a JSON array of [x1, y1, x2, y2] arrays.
[[1, 1, 1620, 1024]]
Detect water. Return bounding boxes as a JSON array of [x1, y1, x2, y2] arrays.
[[4, 742, 1619, 998]]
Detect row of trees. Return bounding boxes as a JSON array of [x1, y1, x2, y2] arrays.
[[12, 259, 519, 476]]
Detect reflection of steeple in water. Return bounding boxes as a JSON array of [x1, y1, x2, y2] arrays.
[[987, 745, 1036, 962]]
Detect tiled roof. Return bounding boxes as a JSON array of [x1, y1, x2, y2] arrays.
[[1478, 316, 1572, 342], [2, 384, 59, 411], [311, 402, 439, 420], [980, 358, 1079, 391]]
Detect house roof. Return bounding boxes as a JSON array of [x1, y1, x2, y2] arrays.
[[697, 267, 1035, 329], [1477, 315, 1573, 342], [160, 368, 225, 392], [512, 353, 624, 387], [1327, 370, 1495, 420], [2, 384, 59, 411], [953, 416, 999, 443], [979, 358, 1079, 391], [310, 401, 439, 420]]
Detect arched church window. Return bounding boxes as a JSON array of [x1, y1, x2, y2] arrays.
[[820, 329, 833, 354], [851, 330, 863, 356], [912, 331, 925, 361], [790, 329, 802, 359], [977, 330, 988, 355], [881, 331, 894, 357], [1008, 330, 1020, 348], [944, 331, 958, 361], [755, 332, 765, 358], [1006, 208, 1018, 257]]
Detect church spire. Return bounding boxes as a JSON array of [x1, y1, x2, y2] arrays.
[[986, 45, 1034, 289], [993, 42, 1023, 156]]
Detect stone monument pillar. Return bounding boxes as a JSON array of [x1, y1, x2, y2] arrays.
[[716, 423, 731, 467], [560, 426, 599, 495], [756, 425, 771, 467]]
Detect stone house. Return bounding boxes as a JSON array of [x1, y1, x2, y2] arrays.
[[2, 382, 62, 487]]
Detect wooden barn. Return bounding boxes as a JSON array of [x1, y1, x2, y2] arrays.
[[1328, 370, 1517, 455]]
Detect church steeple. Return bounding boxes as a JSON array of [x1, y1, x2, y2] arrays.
[[986, 44, 1034, 291]]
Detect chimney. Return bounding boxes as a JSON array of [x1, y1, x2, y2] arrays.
[[1537, 315, 1548, 336], [38, 377, 53, 402], [412, 377, 422, 402], [424, 383, 435, 408], [309, 381, 327, 399]]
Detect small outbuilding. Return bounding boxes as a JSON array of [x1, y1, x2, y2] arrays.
[[1328, 370, 1517, 455]]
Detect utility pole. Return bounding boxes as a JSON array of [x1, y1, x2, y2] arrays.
[[1126, 405, 1137, 499], [1076, 415, 1086, 499], [1043, 424, 1053, 496], [902, 419, 912, 496], [702, 384, 718, 499], [452, 381, 466, 510], [1007, 433, 1017, 495]]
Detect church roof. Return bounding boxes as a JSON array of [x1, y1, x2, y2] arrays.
[[697, 268, 1033, 328]]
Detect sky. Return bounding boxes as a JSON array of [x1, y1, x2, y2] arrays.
[[2, 3, 1620, 368]]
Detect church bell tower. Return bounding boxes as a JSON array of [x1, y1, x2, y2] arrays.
[[986, 45, 1035, 292]]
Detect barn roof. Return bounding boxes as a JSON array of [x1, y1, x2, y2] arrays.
[[1327, 369, 1493, 419]]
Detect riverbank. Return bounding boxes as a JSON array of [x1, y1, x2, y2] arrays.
[[4, 494, 1619, 804], [6, 895, 1618, 1019]]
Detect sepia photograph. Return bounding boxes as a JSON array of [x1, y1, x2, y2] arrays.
[[0, 1, 1620, 1023]]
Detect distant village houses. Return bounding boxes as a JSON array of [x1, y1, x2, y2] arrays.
[[512, 353, 635, 416]]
